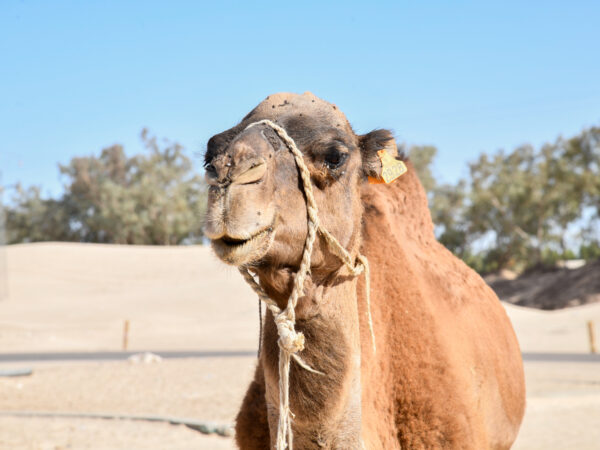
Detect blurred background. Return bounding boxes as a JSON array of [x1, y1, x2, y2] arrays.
[[1, 1, 599, 449]]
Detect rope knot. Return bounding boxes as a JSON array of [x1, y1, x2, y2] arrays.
[[350, 260, 365, 277], [275, 313, 305, 353]]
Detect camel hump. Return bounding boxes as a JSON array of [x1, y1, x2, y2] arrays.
[[361, 160, 436, 244]]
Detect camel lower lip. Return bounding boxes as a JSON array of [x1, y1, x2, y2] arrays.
[[219, 235, 253, 247], [211, 227, 274, 265]]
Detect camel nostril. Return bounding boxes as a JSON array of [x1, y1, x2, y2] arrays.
[[232, 161, 267, 185]]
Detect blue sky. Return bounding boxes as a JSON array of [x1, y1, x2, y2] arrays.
[[1, 0, 599, 198]]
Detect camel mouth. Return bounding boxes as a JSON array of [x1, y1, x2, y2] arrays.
[[211, 226, 275, 266], [220, 235, 253, 246]]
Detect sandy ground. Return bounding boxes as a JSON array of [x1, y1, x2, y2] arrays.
[[486, 261, 600, 309], [0, 358, 253, 449], [1, 243, 599, 449]]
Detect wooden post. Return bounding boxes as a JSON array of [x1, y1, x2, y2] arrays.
[[122, 320, 130, 351], [588, 321, 597, 354]]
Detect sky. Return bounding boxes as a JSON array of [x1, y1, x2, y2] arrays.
[[1, 0, 599, 199]]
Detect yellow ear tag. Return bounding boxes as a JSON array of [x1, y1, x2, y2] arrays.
[[368, 150, 408, 184]]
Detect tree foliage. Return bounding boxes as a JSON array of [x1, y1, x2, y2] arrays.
[[6, 130, 206, 245], [406, 145, 437, 194], [409, 126, 600, 273], [5, 186, 71, 243]]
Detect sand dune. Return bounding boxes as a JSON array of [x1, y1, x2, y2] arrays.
[[488, 261, 600, 309], [1, 242, 259, 353], [1, 243, 599, 449]]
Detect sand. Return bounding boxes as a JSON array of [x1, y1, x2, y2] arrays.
[[1, 243, 599, 449], [0, 242, 258, 353], [486, 261, 600, 309]]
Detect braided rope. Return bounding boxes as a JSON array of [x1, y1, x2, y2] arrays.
[[240, 119, 376, 450], [257, 298, 262, 357]]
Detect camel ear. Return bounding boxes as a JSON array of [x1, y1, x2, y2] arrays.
[[358, 129, 399, 179]]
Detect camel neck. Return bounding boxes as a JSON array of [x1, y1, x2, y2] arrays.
[[259, 271, 363, 448], [254, 262, 357, 318]]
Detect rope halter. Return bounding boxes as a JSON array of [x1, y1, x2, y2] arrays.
[[239, 119, 376, 450]]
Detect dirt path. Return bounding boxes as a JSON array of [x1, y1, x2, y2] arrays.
[[513, 361, 600, 450], [0, 416, 236, 450], [0, 357, 255, 449]]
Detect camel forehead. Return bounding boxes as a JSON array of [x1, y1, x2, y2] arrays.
[[245, 92, 352, 131]]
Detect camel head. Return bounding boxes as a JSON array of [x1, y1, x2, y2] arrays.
[[204, 92, 398, 274]]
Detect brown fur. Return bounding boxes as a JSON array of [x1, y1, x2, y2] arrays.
[[358, 166, 525, 449], [204, 92, 526, 449]]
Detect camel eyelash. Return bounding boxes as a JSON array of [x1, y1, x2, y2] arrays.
[[323, 147, 349, 170]]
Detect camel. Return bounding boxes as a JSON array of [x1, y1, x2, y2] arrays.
[[204, 92, 526, 449]]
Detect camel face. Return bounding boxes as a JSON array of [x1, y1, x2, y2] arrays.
[[204, 92, 386, 268]]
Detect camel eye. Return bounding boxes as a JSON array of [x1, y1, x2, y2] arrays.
[[204, 162, 216, 174], [324, 147, 348, 170]]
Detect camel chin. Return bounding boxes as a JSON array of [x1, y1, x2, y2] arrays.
[[210, 227, 275, 266]]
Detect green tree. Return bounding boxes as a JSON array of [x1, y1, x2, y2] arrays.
[[462, 127, 600, 271], [562, 127, 600, 217], [407, 145, 438, 195], [410, 126, 599, 273], [430, 181, 469, 256], [408, 144, 471, 261], [5, 185, 71, 243], [580, 241, 600, 261], [7, 130, 207, 245]]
